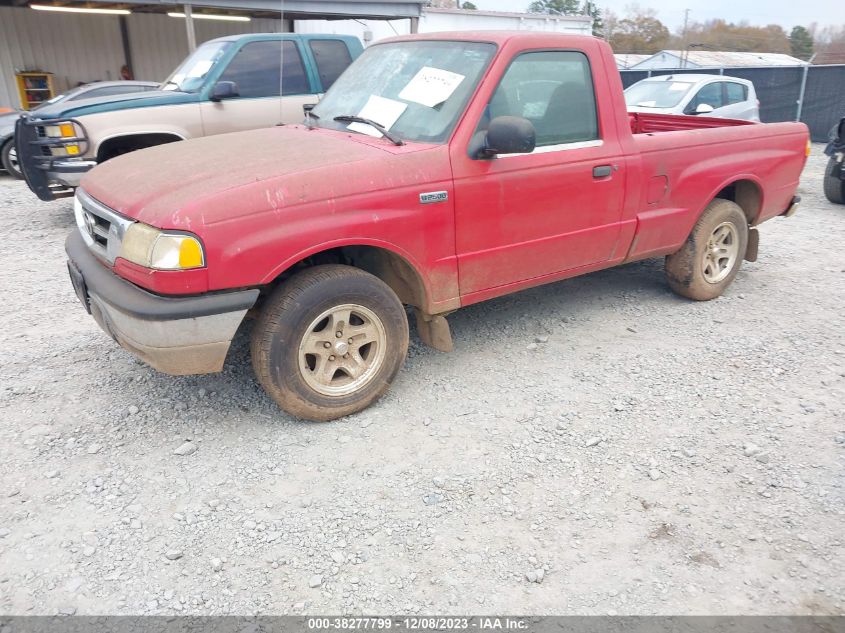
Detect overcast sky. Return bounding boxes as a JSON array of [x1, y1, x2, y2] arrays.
[[473, 0, 841, 32]]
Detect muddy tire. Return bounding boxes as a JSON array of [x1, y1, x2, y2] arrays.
[[1, 139, 22, 179], [665, 198, 749, 301], [251, 265, 409, 421], [823, 157, 844, 205]]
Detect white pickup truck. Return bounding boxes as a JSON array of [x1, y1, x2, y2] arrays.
[[17, 33, 362, 201]]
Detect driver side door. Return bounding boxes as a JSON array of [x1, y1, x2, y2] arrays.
[[450, 49, 626, 299]]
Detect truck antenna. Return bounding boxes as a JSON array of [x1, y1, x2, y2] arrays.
[[279, 0, 285, 125]]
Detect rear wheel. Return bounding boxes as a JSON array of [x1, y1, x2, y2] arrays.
[[1, 139, 22, 179], [665, 198, 748, 301], [251, 265, 409, 421], [823, 157, 845, 204]]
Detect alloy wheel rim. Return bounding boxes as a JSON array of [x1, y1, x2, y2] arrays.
[[702, 221, 739, 284], [298, 303, 387, 397]]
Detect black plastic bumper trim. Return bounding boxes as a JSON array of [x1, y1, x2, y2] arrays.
[[65, 230, 259, 322]]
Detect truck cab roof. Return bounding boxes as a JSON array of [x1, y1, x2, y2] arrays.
[[208, 32, 361, 44], [379, 31, 598, 45]]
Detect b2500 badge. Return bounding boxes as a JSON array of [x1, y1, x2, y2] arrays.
[[419, 191, 448, 204]]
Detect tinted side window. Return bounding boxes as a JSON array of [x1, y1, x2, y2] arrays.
[[477, 50, 598, 147], [689, 83, 724, 110], [725, 82, 747, 105], [309, 39, 353, 91], [218, 40, 309, 98]]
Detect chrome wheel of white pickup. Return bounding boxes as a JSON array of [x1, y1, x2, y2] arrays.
[[298, 303, 387, 397], [702, 221, 739, 284], [1, 139, 22, 179]]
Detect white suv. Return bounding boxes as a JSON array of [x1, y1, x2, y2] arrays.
[[625, 74, 760, 121]]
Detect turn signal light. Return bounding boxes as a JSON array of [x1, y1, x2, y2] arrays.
[[50, 144, 81, 157]]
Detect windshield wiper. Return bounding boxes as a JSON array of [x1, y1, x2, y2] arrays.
[[333, 115, 404, 146], [161, 80, 181, 91]]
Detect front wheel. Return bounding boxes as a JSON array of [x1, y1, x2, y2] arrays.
[[665, 198, 749, 301], [1, 139, 23, 179], [823, 157, 845, 204], [251, 265, 409, 421]]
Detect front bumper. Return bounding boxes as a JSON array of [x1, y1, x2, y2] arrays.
[[15, 115, 94, 201], [780, 195, 801, 218], [66, 231, 259, 375]]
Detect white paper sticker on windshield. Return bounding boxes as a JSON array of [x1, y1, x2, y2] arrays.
[[669, 82, 689, 91], [398, 66, 465, 108], [164, 74, 185, 90], [187, 60, 214, 78], [348, 95, 407, 138]]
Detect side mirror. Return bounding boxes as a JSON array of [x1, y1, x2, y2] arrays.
[[210, 81, 239, 102], [482, 116, 536, 157], [694, 103, 715, 115]]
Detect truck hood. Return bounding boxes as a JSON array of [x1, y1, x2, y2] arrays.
[[80, 125, 437, 229], [30, 89, 197, 120]]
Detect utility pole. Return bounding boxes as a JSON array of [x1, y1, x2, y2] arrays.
[[681, 9, 690, 68]]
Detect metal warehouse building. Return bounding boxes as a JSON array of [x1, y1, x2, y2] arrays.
[[0, 0, 423, 110]]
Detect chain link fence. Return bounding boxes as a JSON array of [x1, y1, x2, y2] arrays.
[[620, 65, 845, 142]]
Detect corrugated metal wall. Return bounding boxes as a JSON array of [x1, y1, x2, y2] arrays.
[[0, 6, 285, 110], [126, 13, 285, 84], [0, 7, 125, 109]]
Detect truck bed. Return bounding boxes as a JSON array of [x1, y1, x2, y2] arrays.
[[628, 112, 756, 135]]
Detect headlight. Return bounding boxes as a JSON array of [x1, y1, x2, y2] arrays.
[[43, 122, 82, 157], [120, 223, 205, 270], [44, 122, 76, 138]]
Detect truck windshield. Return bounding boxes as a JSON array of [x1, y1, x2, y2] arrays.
[[625, 80, 695, 108], [311, 40, 496, 144], [162, 41, 231, 93]]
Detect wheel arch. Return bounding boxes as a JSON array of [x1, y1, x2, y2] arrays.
[[96, 131, 185, 162], [261, 240, 432, 313], [709, 177, 764, 225]]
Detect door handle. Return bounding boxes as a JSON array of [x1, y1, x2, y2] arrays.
[[593, 165, 613, 178]]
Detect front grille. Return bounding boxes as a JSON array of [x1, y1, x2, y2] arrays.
[[74, 189, 134, 264], [84, 207, 112, 253]]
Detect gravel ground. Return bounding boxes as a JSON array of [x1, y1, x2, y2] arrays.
[[0, 147, 843, 616]]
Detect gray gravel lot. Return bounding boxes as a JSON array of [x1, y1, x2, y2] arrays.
[[0, 147, 843, 616]]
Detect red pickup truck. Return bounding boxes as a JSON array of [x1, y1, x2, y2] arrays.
[[65, 32, 808, 421]]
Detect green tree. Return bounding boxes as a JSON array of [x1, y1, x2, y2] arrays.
[[790, 25, 814, 60], [461, 1, 477, 8], [608, 6, 670, 53], [582, 1, 604, 37], [671, 19, 791, 53], [527, 0, 580, 15]]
